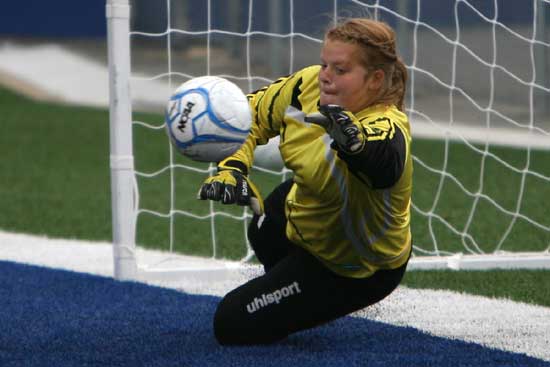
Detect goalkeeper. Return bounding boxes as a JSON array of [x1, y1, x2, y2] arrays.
[[198, 18, 412, 345]]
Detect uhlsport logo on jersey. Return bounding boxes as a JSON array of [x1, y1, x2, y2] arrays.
[[246, 282, 301, 314]]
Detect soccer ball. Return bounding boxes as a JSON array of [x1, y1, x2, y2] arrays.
[[165, 76, 252, 162]]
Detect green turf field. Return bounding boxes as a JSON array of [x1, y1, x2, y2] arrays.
[[1, 86, 549, 307]]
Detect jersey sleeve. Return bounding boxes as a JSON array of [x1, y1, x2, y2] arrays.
[[337, 115, 408, 189], [220, 71, 305, 171]]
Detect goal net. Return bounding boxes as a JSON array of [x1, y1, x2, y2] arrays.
[[106, 0, 550, 280]]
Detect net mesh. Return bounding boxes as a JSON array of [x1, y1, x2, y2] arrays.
[[126, 0, 550, 269]]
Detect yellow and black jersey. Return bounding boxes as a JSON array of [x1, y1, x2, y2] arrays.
[[225, 65, 413, 278]]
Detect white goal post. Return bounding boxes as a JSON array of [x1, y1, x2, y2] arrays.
[[106, 0, 137, 280], [106, 0, 550, 281]]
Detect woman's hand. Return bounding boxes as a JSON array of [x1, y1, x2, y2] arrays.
[[305, 104, 365, 154], [197, 160, 264, 216]]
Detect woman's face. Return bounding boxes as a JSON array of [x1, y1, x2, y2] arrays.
[[318, 38, 382, 113]]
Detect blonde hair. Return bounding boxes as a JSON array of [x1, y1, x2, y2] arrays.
[[326, 18, 408, 111]]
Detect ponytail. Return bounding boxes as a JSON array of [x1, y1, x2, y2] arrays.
[[384, 57, 408, 112]]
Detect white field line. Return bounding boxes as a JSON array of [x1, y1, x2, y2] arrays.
[[412, 120, 549, 150], [0, 42, 170, 109]]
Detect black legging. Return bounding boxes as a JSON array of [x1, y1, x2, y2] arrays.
[[213, 179, 409, 345]]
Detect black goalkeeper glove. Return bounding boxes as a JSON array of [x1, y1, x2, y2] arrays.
[[197, 160, 264, 216], [305, 104, 365, 154]]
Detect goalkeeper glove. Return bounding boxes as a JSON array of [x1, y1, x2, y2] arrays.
[[197, 160, 264, 216], [305, 104, 365, 154]]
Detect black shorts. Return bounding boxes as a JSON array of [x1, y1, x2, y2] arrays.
[[214, 179, 409, 345]]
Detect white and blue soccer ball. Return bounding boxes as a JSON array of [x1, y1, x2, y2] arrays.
[[165, 76, 252, 163]]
